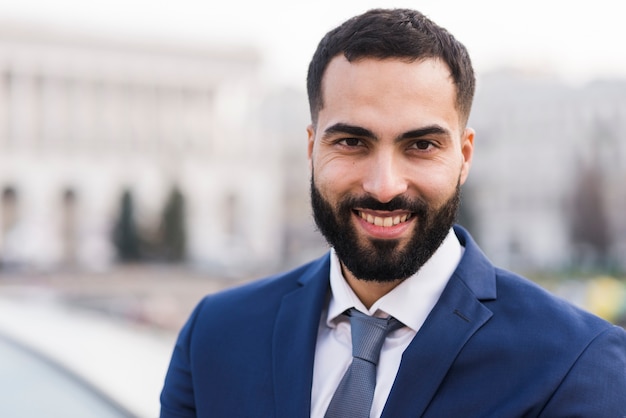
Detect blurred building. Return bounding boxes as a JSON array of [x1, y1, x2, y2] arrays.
[[467, 70, 626, 272], [0, 22, 307, 274], [1, 23, 624, 276]]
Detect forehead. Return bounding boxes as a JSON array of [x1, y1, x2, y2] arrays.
[[319, 56, 460, 133]]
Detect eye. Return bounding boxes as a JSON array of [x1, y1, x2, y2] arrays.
[[409, 140, 434, 150], [338, 137, 363, 147]]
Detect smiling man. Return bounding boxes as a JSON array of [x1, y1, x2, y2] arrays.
[[160, 9, 626, 418], [307, 55, 472, 308]]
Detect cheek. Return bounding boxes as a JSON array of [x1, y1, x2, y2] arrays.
[[409, 163, 460, 200], [313, 170, 346, 201], [313, 155, 360, 189]]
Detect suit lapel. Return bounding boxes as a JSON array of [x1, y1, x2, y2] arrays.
[[381, 226, 496, 418], [273, 255, 330, 418], [381, 276, 493, 417]]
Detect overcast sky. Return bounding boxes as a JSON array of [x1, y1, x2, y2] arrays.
[[1, 0, 625, 88]]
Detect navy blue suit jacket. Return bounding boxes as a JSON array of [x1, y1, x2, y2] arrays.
[[160, 226, 626, 417]]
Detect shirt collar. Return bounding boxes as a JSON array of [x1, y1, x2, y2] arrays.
[[327, 228, 464, 331]]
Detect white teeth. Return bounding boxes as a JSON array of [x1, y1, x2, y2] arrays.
[[359, 211, 410, 227]]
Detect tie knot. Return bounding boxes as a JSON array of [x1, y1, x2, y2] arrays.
[[347, 309, 402, 365]]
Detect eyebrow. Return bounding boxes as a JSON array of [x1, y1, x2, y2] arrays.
[[322, 123, 375, 139], [399, 125, 450, 140], [323, 122, 451, 142]]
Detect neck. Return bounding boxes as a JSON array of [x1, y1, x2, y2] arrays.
[[341, 263, 403, 309]]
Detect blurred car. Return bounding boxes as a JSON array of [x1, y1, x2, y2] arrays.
[[0, 332, 134, 417], [0, 292, 176, 417]]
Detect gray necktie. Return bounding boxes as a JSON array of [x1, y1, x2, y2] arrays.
[[324, 308, 403, 418]]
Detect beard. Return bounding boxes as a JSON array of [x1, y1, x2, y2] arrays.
[[310, 176, 460, 283]]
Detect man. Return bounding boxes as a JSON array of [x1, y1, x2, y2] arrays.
[[160, 9, 626, 417]]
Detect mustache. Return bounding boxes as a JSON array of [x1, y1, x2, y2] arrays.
[[340, 194, 428, 214]]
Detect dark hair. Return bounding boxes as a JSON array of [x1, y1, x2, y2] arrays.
[[306, 8, 475, 126]]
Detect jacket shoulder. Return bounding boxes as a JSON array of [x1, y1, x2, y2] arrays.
[[486, 268, 625, 345]]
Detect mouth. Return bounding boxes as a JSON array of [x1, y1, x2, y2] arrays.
[[356, 210, 413, 227]]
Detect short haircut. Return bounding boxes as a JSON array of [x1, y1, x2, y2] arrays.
[[307, 8, 475, 126]]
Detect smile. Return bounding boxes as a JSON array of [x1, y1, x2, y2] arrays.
[[357, 211, 412, 227]]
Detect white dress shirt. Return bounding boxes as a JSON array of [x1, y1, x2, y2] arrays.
[[310, 228, 464, 418]]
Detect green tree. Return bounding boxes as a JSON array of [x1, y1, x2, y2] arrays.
[[112, 189, 141, 262], [159, 186, 186, 262]]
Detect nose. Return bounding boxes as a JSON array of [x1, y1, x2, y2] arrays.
[[361, 151, 408, 203]]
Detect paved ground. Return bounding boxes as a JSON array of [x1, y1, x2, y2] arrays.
[[0, 264, 252, 334]]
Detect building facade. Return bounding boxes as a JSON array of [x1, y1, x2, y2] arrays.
[[0, 23, 291, 273], [467, 70, 626, 272], [2, 24, 624, 276]]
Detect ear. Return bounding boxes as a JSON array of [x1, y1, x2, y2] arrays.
[[307, 124, 316, 171], [459, 127, 474, 185]]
